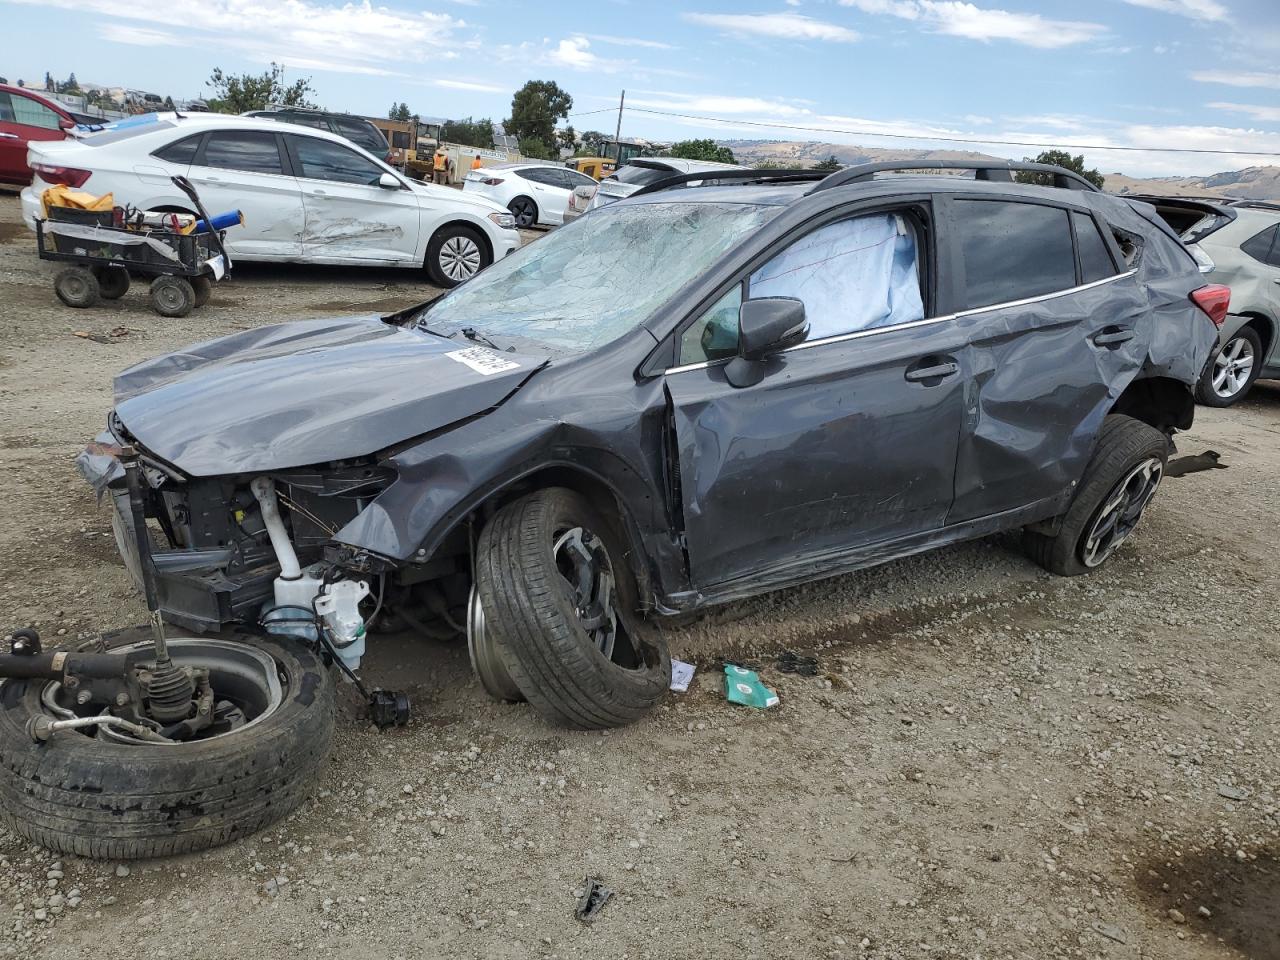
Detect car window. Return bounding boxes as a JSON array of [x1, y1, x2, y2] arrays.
[[1073, 211, 1118, 283], [565, 169, 596, 188], [519, 168, 556, 187], [610, 164, 670, 186], [953, 200, 1075, 310], [1241, 224, 1280, 267], [292, 136, 386, 185], [2, 91, 61, 130], [153, 134, 202, 165], [200, 131, 284, 174], [748, 213, 925, 342], [679, 286, 743, 364], [335, 117, 385, 151]]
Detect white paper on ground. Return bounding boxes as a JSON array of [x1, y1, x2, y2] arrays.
[[670, 658, 695, 692]]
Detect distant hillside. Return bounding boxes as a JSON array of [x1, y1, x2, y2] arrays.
[[721, 140, 1279, 200]]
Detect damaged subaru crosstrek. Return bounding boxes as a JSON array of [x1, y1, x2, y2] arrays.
[[0, 161, 1224, 858]]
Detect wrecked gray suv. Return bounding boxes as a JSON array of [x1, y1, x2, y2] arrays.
[[0, 161, 1223, 858]]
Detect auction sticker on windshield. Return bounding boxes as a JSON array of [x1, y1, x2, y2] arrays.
[[446, 347, 522, 376]]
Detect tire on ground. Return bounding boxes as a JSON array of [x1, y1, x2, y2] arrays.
[[191, 274, 213, 308], [425, 223, 491, 288], [1024, 414, 1169, 577], [1196, 325, 1262, 407], [0, 628, 334, 860], [475, 488, 671, 729], [54, 266, 99, 308], [94, 266, 131, 301], [149, 275, 196, 318]]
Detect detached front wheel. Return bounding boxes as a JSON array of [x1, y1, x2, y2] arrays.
[[0, 628, 333, 859], [475, 488, 670, 728]]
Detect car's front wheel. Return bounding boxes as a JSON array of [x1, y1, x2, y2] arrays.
[[426, 224, 491, 288], [474, 488, 671, 728], [1196, 326, 1262, 407]]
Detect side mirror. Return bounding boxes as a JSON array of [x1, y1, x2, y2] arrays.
[[378, 172, 400, 190], [726, 297, 808, 387]]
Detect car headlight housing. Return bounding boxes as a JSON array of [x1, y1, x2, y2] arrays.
[[488, 212, 516, 230]]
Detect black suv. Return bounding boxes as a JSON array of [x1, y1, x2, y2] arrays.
[[243, 107, 390, 161], [78, 161, 1223, 732]]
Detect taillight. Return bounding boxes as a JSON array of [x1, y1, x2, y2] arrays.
[[31, 162, 91, 188], [1190, 284, 1231, 328], [481, 177, 504, 186]]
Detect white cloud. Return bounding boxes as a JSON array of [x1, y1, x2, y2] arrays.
[[629, 91, 814, 118], [839, 0, 1106, 48], [432, 78, 506, 94], [683, 12, 860, 43], [1119, 0, 1229, 21], [586, 33, 676, 50], [97, 24, 181, 46], [1209, 101, 1280, 123], [15, 0, 466, 75], [1192, 69, 1280, 89], [547, 36, 602, 69]]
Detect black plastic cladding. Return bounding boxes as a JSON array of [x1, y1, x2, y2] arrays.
[[78, 172, 1218, 621]]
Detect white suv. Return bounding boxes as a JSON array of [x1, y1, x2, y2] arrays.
[[21, 113, 519, 286]]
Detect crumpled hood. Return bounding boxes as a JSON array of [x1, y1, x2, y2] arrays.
[[112, 316, 545, 476]]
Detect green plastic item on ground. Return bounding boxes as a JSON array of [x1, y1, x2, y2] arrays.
[[724, 664, 779, 709]]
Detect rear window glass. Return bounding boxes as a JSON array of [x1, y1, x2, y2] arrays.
[[335, 118, 385, 151], [953, 200, 1075, 310], [153, 134, 202, 165], [81, 118, 176, 146], [1073, 211, 1118, 283], [610, 164, 669, 187], [200, 131, 283, 174], [1241, 224, 1280, 266]]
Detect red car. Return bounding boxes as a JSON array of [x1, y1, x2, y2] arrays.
[[0, 84, 79, 186]]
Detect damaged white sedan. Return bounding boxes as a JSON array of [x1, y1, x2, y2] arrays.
[[19, 113, 519, 286]]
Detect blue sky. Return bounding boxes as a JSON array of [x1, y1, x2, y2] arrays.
[[3, 0, 1278, 177]]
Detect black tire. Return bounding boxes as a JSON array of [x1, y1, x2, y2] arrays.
[[0, 627, 334, 860], [191, 275, 213, 308], [425, 223, 491, 288], [475, 488, 671, 729], [94, 266, 131, 301], [507, 196, 537, 228], [1196, 326, 1262, 407], [1024, 415, 1169, 577], [54, 266, 99, 308], [149, 275, 196, 317]]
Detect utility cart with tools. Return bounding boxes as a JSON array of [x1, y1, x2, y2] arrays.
[[35, 175, 234, 318]]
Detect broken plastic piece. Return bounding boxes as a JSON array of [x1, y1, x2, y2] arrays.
[[669, 658, 695, 692], [368, 690, 410, 729], [724, 665, 779, 709], [777, 650, 819, 675], [575, 876, 613, 923]]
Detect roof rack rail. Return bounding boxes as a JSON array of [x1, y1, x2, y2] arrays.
[[1232, 199, 1280, 213], [630, 168, 828, 198], [808, 160, 1101, 194]]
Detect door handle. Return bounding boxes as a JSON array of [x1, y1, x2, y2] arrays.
[[1093, 327, 1135, 347], [307, 188, 328, 197], [904, 357, 959, 383]]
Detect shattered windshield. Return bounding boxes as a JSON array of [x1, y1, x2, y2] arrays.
[[416, 200, 778, 355]]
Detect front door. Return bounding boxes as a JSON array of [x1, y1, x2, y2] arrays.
[[939, 197, 1147, 524], [0, 90, 69, 184], [186, 129, 303, 259], [664, 207, 966, 590], [286, 134, 420, 263]]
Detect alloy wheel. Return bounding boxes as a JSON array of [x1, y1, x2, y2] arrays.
[[553, 526, 618, 659], [1211, 335, 1255, 400], [1081, 457, 1163, 567], [509, 198, 536, 227], [439, 235, 482, 282]]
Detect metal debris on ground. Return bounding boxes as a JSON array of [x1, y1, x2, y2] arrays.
[[1165, 450, 1227, 477], [1090, 922, 1127, 944], [724, 664, 779, 709], [777, 650, 819, 675], [575, 876, 613, 923], [669, 658, 695, 692], [1217, 783, 1249, 801]]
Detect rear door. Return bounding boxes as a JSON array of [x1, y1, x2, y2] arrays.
[[939, 197, 1146, 524], [187, 129, 302, 258], [285, 133, 419, 263], [518, 167, 569, 224], [0, 90, 69, 183]]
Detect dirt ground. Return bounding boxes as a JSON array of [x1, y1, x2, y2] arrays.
[[1, 189, 1279, 960]]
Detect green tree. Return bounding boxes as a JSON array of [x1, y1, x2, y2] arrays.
[[669, 139, 735, 164], [579, 130, 608, 155], [556, 125, 578, 154], [163, 95, 175, 110], [206, 63, 315, 113], [506, 80, 572, 158], [44, 71, 54, 92], [389, 102, 412, 121], [814, 155, 841, 171], [62, 72, 80, 94], [442, 116, 495, 150], [1014, 149, 1105, 190]]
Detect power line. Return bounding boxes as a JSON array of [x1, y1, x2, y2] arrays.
[[567, 107, 617, 119], [620, 105, 1280, 159]]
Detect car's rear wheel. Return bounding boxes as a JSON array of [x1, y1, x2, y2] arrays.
[[426, 224, 491, 288], [1024, 415, 1168, 577], [1196, 326, 1262, 407], [0, 628, 333, 859], [94, 266, 131, 301], [475, 488, 671, 728], [507, 196, 537, 228], [54, 267, 99, 308]]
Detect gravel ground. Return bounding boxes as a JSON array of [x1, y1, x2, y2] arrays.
[[1, 190, 1279, 960]]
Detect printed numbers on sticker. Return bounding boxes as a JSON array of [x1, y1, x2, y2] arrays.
[[446, 347, 521, 376]]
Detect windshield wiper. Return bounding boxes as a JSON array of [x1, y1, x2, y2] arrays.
[[458, 327, 508, 352]]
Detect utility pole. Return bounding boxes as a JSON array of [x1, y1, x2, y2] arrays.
[[614, 89, 625, 162]]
